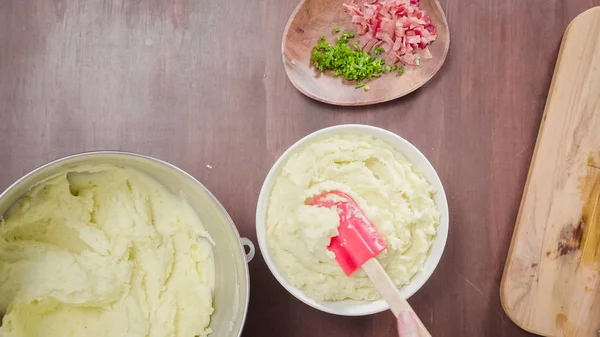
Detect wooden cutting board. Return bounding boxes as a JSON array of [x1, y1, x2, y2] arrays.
[[500, 7, 600, 337]]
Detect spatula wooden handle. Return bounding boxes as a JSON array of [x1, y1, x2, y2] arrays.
[[362, 258, 432, 337]]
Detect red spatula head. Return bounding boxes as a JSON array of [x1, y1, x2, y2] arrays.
[[307, 190, 387, 276]]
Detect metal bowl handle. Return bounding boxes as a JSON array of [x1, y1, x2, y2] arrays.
[[240, 237, 255, 263]]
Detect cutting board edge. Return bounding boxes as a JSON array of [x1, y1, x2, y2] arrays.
[[500, 6, 600, 336]]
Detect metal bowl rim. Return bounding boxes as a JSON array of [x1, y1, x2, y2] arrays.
[[0, 150, 250, 337]]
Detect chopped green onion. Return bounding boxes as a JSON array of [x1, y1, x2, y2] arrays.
[[364, 85, 370, 92], [333, 26, 341, 33], [311, 32, 389, 84], [355, 83, 365, 88], [373, 47, 384, 55], [397, 66, 405, 75]]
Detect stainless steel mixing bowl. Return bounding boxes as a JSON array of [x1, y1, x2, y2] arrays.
[[0, 151, 254, 337]]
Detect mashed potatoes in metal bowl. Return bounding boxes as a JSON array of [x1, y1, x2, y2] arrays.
[[265, 134, 439, 301], [0, 165, 215, 337]]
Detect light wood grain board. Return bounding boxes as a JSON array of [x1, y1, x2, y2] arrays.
[[501, 7, 600, 337]]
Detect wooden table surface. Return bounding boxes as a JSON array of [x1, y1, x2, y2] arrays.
[[1, 0, 599, 336]]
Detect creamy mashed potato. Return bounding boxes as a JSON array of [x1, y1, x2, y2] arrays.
[[266, 134, 439, 301], [0, 165, 215, 337]]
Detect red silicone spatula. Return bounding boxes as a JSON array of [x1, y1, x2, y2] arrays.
[[308, 190, 432, 337]]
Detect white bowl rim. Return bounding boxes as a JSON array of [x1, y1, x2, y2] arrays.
[[255, 124, 449, 316]]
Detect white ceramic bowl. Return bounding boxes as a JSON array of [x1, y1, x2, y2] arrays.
[[256, 124, 449, 316]]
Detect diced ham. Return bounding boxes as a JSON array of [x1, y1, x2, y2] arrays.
[[406, 35, 421, 44], [343, 3, 362, 15], [421, 34, 434, 44], [395, 23, 406, 37], [385, 51, 400, 64], [382, 42, 393, 52], [420, 46, 433, 59], [407, 16, 426, 26], [380, 8, 392, 19], [343, 0, 437, 66], [376, 31, 395, 46], [358, 34, 373, 49], [380, 17, 396, 37], [364, 37, 379, 52], [351, 15, 364, 24], [392, 35, 403, 51], [399, 52, 417, 65], [425, 24, 436, 35]]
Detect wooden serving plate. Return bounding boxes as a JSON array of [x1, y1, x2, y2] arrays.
[[281, 0, 449, 106], [501, 7, 600, 337]]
